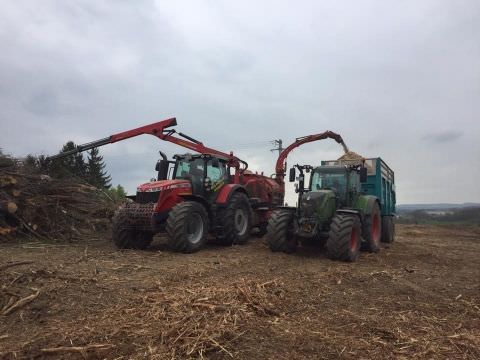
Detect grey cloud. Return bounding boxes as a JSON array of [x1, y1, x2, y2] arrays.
[[422, 130, 463, 143], [0, 0, 480, 203]]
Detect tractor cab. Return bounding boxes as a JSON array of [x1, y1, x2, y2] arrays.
[[289, 163, 367, 228], [141, 153, 230, 201], [309, 165, 362, 207], [172, 154, 230, 197]]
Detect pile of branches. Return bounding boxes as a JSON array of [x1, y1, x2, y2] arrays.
[[0, 156, 117, 240]]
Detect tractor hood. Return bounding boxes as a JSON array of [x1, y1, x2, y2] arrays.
[[300, 190, 336, 222], [137, 179, 191, 193]]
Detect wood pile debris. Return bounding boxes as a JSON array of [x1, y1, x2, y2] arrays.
[[337, 150, 365, 164], [0, 156, 117, 240]]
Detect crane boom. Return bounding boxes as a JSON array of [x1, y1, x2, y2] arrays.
[[46, 117, 245, 169], [275, 130, 349, 185]]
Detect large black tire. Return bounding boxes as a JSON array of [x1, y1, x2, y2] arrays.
[[381, 216, 395, 243], [112, 210, 153, 250], [327, 214, 361, 262], [166, 201, 209, 253], [362, 202, 382, 253], [216, 192, 253, 245], [267, 209, 297, 253]]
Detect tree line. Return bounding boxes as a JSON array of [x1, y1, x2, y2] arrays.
[[397, 207, 480, 225], [25, 141, 112, 189]]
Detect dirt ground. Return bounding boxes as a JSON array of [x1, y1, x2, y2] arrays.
[[1, 224, 479, 359]]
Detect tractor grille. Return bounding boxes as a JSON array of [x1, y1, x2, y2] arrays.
[[136, 191, 160, 204]]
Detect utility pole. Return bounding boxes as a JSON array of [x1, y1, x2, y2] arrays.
[[270, 139, 283, 156]]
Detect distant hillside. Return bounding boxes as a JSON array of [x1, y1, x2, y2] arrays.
[[397, 203, 480, 213]]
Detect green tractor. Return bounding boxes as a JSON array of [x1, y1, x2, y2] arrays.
[[267, 157, 395, 262]]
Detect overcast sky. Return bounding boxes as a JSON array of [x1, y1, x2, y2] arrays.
[[1, 0, 479, 204]]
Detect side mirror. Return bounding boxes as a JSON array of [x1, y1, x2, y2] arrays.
[[359, 166, 368, 183], [156, 160, 169, 180], [289, 167, 296, 182]]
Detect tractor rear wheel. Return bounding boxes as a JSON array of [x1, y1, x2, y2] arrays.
[[112, 210, 153, 250], [267, 209, 297, 253], [362, 202, 382, 253], [216, 192, 252, 245], [381, 216, 395, 243], [166, 201, 209, 253], [327, 214, 361, 262]]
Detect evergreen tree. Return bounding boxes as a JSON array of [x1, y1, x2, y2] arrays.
[[87, 147, 111, 189], [23, 154, 51, 174], [49, 141, 87, 180]]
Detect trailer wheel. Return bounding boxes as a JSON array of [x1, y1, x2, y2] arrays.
[[112, 210, 153, 250], [327, 214, 361, 262], [381, 216, 395, 243], [362, 202, 382, 253], [166, 201, 209, 253], [267, 209, 297, 253], [216, 192, 252, 245]]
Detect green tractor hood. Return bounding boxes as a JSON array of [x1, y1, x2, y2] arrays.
[[300, 190, 337, 223]]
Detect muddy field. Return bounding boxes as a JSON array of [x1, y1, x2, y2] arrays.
[[1, 224, 479, 359]]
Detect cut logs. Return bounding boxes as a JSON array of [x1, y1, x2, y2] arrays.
[[0, 157, 117, 240]]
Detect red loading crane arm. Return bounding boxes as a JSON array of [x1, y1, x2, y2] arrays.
[[46, 117, 245, 169], [275, 130, 349, 185]]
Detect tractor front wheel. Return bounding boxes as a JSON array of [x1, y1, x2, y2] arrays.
[[216, 192, 252, 245], [166, 201, 209, 253], [112, 210, 153, 250], [362, 202, 382, 253], [267, 209, 297, 253], [326, 213, 361, 262]]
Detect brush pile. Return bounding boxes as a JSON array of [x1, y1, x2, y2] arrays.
[[136, 279, 283, 358], [0, 155, 117, 240]]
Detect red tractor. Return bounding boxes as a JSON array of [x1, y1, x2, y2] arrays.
[[47, 118, 283, 252]]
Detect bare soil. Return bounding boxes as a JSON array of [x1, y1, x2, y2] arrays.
[[1, 224, 479, 359]]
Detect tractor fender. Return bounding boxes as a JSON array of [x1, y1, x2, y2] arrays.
[[354, 195, 380, 217], [336, 208, 361, 216], [336, 208, 362, 222], [215, 184, 248, 205]]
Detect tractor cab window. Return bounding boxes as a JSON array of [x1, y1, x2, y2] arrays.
[[175, 158, 205, 181], [175, 158, 205, 195], [311, 171, 347, 194], [206, 160, 227, 183]]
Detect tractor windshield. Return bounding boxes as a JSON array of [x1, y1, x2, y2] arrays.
[[174, 157, 205, 194], [175, 158, 205, 179], [311, 171, 347, 193]]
